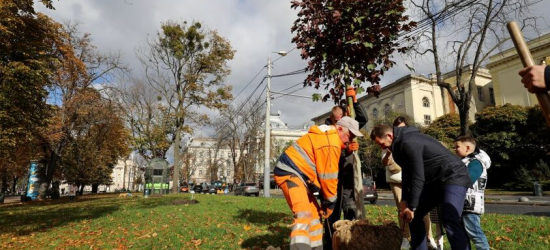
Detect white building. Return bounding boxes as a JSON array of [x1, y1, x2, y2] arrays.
[[311, 68, 494, 130]]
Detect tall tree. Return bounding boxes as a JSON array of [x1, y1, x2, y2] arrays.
[[37, 21, 127, 199], [60, 88, 129, 194], [407, 0, 542, 135], [137, 21, 234, 193]]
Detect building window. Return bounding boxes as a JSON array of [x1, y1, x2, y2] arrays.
[[424, 115, 431, 125], [489, 88, 495, 104], [373, 108, 378, 119], [477, 87, 484, 101], [384, 104, 391, 116], [422, 97, 430, 108], [199, 170, 203, 176]]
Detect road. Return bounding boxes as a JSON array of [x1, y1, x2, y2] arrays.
[[372, 199, 550, 217]]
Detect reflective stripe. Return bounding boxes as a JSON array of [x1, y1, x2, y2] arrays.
[[290, 236, 311, 245], [309, 228, 323, 236], [318, 172, 338, 180], [310, 219, 320, 226], [295, 211, 312, 219], [292, 223, 310, 232], [326, 195, 337, 203], [311, 240, 323, 248], [292, 142, 317, 173], [276, 162, 306, 185]]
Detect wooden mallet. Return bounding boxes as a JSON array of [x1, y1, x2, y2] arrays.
[[507, 21, 550, 126]]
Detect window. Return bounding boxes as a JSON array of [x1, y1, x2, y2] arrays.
[[422, 97, 430, 108], [199, 170, 203, 176], [384, 104, 391, 116], [489, 88, 495, 104], [477, 87, 484, 101], [372, 108, 378, 119], [424, 115, 431, 125], [153, 169, 163, 175]]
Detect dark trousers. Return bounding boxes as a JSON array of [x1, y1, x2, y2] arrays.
[[409, 184, 470, 250], [322, 181, 356, 249]]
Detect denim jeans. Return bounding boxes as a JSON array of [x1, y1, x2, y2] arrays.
[[462, 213, 490, 250], [409, 184, 471, 250]]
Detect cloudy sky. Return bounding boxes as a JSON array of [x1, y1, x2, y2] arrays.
[[35, 0, 550, 136]]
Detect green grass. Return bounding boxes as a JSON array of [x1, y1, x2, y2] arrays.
[[1, 193, 549, 249]]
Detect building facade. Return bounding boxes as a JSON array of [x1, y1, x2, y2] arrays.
[[311, 69, 493, 130], [488, 33, 550, 107]]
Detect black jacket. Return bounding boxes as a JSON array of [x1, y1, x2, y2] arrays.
[[391, 126, 471, 209]]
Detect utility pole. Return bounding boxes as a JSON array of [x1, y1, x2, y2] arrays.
[[264, 55, 272, 197], [264, 51, 287, 198]]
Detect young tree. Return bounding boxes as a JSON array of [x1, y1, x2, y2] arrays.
[[292, 0, 415, 101], [292, 0, 415, 219], [137, 20, 234, 193], [407, 0, 542, 135]]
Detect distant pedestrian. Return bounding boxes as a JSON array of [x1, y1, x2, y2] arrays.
[[454, 136, 491, 250], [61, 188, 65, 195], [68, 184, 77, 201]]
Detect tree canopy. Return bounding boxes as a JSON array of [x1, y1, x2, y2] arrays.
[[291, 0, 416, 103]]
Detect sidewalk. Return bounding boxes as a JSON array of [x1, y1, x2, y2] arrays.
[[376, 190, 550, 206]]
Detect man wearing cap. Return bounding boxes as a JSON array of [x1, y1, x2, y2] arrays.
[[274, 116, 363, 250]]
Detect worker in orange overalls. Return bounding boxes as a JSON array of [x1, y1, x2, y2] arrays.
[[274, 116, 364, 250]]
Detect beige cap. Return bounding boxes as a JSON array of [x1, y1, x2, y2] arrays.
[[336, 116, 364, 137]]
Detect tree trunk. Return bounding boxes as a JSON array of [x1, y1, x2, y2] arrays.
[[91, 184, 98, 193], [38, 152, 59, 200], [172, 130, 181, 193], [459, 106, 470, 136], [11, 176, 18, 194], [1, 175, 7, 193], [122, 160, 127, 190]]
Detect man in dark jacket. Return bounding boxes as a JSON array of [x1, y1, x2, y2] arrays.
[[323, 92, 367, 249], [370, 124, 471, 250]]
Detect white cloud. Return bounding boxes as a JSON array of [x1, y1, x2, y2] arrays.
[[35, 0, 550, 136]]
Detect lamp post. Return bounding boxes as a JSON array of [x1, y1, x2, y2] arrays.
[[264, 51, 287, 198]]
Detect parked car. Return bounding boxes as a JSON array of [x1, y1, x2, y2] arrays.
[[192, 184, 203, 193], [180, 184, 189, 193], [212, 181, 224, 192], [362, 179, 378, 204], [259, 177, 275, 189], [234, 183, 260, 196], [205, 185, 217, 194]]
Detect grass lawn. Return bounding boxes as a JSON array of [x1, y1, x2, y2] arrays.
[[1, 193, 549, 250]]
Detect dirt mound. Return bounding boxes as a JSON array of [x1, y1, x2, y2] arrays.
[[332, 219, 402, 250], [171, 199, 199, 205]]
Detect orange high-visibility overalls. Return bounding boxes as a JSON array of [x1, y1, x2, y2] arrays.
[[274, 125, 343, 250]]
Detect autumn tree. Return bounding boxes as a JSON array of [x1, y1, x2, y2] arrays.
[[0, 0, 69, 192], [37, 21, 127, 199], [406, 0, 542, 135], [137, 21, 234, 193], [60, 88, 129, 194]]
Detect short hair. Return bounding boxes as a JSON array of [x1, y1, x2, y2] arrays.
[[332, 105, 345, 114], [454, 135, 476, 146], [393, 116, 408, 127], [370, 124, 392, 141]]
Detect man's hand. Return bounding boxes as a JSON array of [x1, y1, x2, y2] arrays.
[[400, 208, 415, 223], [320, 209, 330, 219], [346, 87, 357, 103], [347, 141, 359, 152], [519, 65, 547, 93]]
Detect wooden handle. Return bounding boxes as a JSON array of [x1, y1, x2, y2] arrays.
[[507, 21, 550, 127]]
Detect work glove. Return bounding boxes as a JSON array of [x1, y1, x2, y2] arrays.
[[347, 141, 359, 152], [346, 87, 357, 103]]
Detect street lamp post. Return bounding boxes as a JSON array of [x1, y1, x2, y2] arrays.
[[264, 51, 287, 198]]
